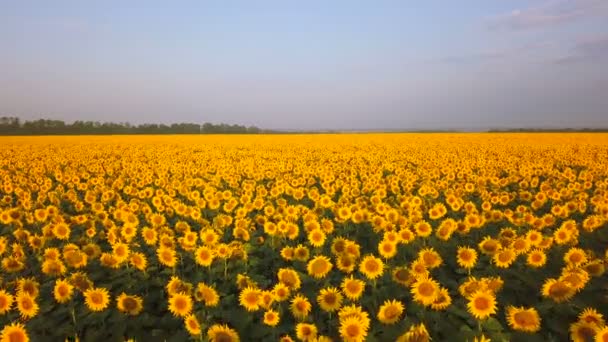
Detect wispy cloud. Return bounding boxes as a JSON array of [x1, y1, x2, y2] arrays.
[[440, 41, 553, 65], [488, 0, 608, 30], [554, 35, 608, 64]]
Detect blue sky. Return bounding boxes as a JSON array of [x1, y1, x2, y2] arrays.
[[1, 0, 607, 130]]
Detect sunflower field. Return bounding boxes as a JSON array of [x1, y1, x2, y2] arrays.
[[0, 134, 607, 342]]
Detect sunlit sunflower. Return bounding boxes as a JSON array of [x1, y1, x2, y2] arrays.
[[430, 287, 452, 311], [116, 293, 143, 316], [15, 292, 39, 319], [277, 268, 302, 290], [595, 326, 608, 342], [377, 299, 404, 324], [317, 287, 343, 312], [0, 322, 29, 342], [168, 292, 193, 317], [156, 247, 177, 268], [239, 286, 260, 312], [492, 248, 517, 268], [578, 307, 605, 326], [467, 290, 497, 320], [184, 314, 202, 336], [456, 246, 477, 269], [541, 278, 575, 303], [378, 240, 397, 259], [418, 248, 443, 269], [295, 323, 318, 341], [129, 252, 148, 271], [195, 283, 219, 307], [16, 278, 39, 298], [569, 320, 598, 342], [359, 255, 384, 280], [307, 255, 333, 279], [478, 236, 501, 255], [307, 228, 326, 247], [396, 323, 430, 342], [194, 245, 215, 267], [53, 279, 74, 304], [414, 221, 432, 238], [207, 324, 240, 342], [526, 249, 547, 268], [392, 266, 415, 286], [263, 309, 280, 327], [410, 277, 440, 306], [341, 276, 366, 301], [272, 283, 291, 302], [84, 287, 110, 312], [564, 248, 588, 267], [0, 290, 14, 314], [339, 317, 368, 342], [506, 305, 541, 333], [290, 294, 312, 320]]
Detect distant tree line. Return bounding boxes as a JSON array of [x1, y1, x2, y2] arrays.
[[0, 117, 270, 135]]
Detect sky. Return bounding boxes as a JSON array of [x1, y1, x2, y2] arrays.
[[1, 0, 607, 130]]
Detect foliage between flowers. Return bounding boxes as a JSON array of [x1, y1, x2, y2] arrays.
[[0, 134, 607, 342]]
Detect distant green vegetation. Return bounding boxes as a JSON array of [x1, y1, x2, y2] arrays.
[[0, 117, 268, 135]]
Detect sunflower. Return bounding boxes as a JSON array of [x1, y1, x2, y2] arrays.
[[84, 287, 110, 312], [492, 248, 517, 268], [456, 247, 477, 269], [560, 268, 590, 291], [129, 252, 148, 271], [53, 279, 74, 304], [430, 287, 452, 311], [336, 254, 357, 273], [341, 276, 366, 301], [339, 317, 368, 342], [272, 283, 291, 302], [317, 287, 343, 312], [307, 256, 333, 279], [194, 245, 215, 267], [526, 249, 547, 268], [15, 292, 39, 319], [277, 268, 302, 290], [414, 221, 432, 238], [595, 326, 608, 342], [195, 283, 219, 307], [478, 237, 501, 255], [0, 290, 13, 314], [338, 304, 371, 331], [290, 294, 312, 320], [280, 247, 295, 261], [398, 228, 415, 244], [168, 292, 193, 317], [564, 248, 588, 267], [16, 278, 39, 298], [418, 248, 443, 269], [578, 307, 605, 326], [410, 277, 439, 306], [569, 320, 598, 342], [472, 334, 491, 342], [377, 299, 404, 324], [52, 223, 71, 240], [116, 293, 143, 315], [184, 314, 202, 336], [378, 240, 397, 259], [307, 228, 326, 247], [156, 247, 177, 268], [392, 266, 415, 286], [207, 324, 240, 342], [295, 323, 318, 341], [506, 306, 541, 333], [541, 278, 575, 303], [467, 290, 497, 320], [294, 245, 310, 262], [396, 323, 430, 342], [239, 286, 260, 312], [359, 255, 384, 280], [0, 322, 29, 342], [263, 309, 280, 327]]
